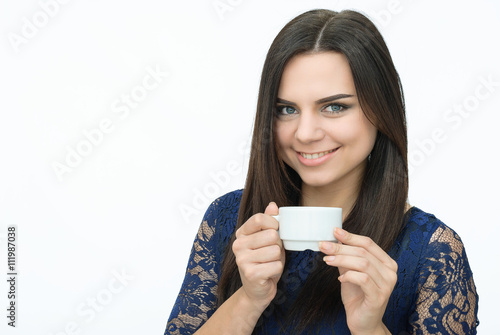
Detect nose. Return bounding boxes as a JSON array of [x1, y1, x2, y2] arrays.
[[295, 110, 325, 144]]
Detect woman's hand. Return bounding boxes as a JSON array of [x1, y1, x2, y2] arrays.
[[320, 228, 397, 335], [232, 202, 285, 310]]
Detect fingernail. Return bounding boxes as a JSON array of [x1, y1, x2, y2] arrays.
[[320, 242, 332, 251], [338, 274, 344, 281], [335, 227, 345, 236], [323, 256, 335, 263]]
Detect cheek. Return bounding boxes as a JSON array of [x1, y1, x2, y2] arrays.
[[274, 122, 297, 164], [360, 116, 378, 148], [274, 122, 291, 149], [337, 115, 377, 150]]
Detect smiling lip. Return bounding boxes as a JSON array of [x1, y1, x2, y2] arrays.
[[296, 147, 340, 166]]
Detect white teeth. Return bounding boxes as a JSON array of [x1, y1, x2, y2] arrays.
[[300, 148, 336, 159]]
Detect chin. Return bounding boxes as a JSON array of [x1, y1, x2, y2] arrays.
[[300, 176, 338, 188]]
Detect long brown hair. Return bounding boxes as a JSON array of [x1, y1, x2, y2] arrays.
[[217, 9, 409, 333]]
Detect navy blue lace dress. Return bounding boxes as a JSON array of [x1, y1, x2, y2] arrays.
[[165, 189, 479, 334]]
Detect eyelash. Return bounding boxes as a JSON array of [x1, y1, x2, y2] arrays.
[[275, 103, 348, 116]]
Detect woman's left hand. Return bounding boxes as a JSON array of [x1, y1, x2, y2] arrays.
[[320, 227, 397, 335]]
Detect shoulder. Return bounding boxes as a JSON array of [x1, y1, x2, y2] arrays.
[[408, 206, 469, 258], [398, 206, 472, 273], [217, 188, 244, 205], [403, 206, 460, 245], [406, 206, 446, 231], [403, 206, 459, 242], [196, 189, 244, 243], [203, 189, 244, 221], [201, 189, 244, 255], [391, 206, 468, 269]]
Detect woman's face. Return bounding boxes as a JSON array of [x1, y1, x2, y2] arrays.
[[274, 51, 378, 191]]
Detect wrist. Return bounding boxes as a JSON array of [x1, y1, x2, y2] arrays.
[[237, 287, 271, 314]]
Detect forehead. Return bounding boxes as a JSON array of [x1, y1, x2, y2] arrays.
[[278, 51, 356, 100]]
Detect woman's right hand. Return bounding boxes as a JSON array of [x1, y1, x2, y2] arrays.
[[232, 202, 285, 309]]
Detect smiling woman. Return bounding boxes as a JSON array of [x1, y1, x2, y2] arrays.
[[165, 8, 479, 335]]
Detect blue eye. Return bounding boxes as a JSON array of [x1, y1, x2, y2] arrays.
[[276, 106, 297, 115], [324, 104, 346, 114]]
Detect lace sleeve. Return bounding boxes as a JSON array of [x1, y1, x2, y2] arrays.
[[164, 203, 220, 335], [409, 225, 479, 334]]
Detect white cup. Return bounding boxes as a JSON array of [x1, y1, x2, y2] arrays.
[[272, 206, 342, 251]]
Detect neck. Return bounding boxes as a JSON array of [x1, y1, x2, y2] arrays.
[[300, 162, 365, 221]]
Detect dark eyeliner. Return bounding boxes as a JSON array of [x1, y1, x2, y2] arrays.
[[275, 104, 295, 116], [323, 102, 349, 114]]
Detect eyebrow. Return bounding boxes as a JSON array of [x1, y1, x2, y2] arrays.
[[276, 94, 355, 106]]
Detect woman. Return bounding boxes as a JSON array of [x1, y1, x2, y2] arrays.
[[165, 9, 479, 334]]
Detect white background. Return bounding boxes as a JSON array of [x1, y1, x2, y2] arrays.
[[1, 0, 498, 334]]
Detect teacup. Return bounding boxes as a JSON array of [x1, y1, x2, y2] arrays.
[[272, 206, 342, 251]]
